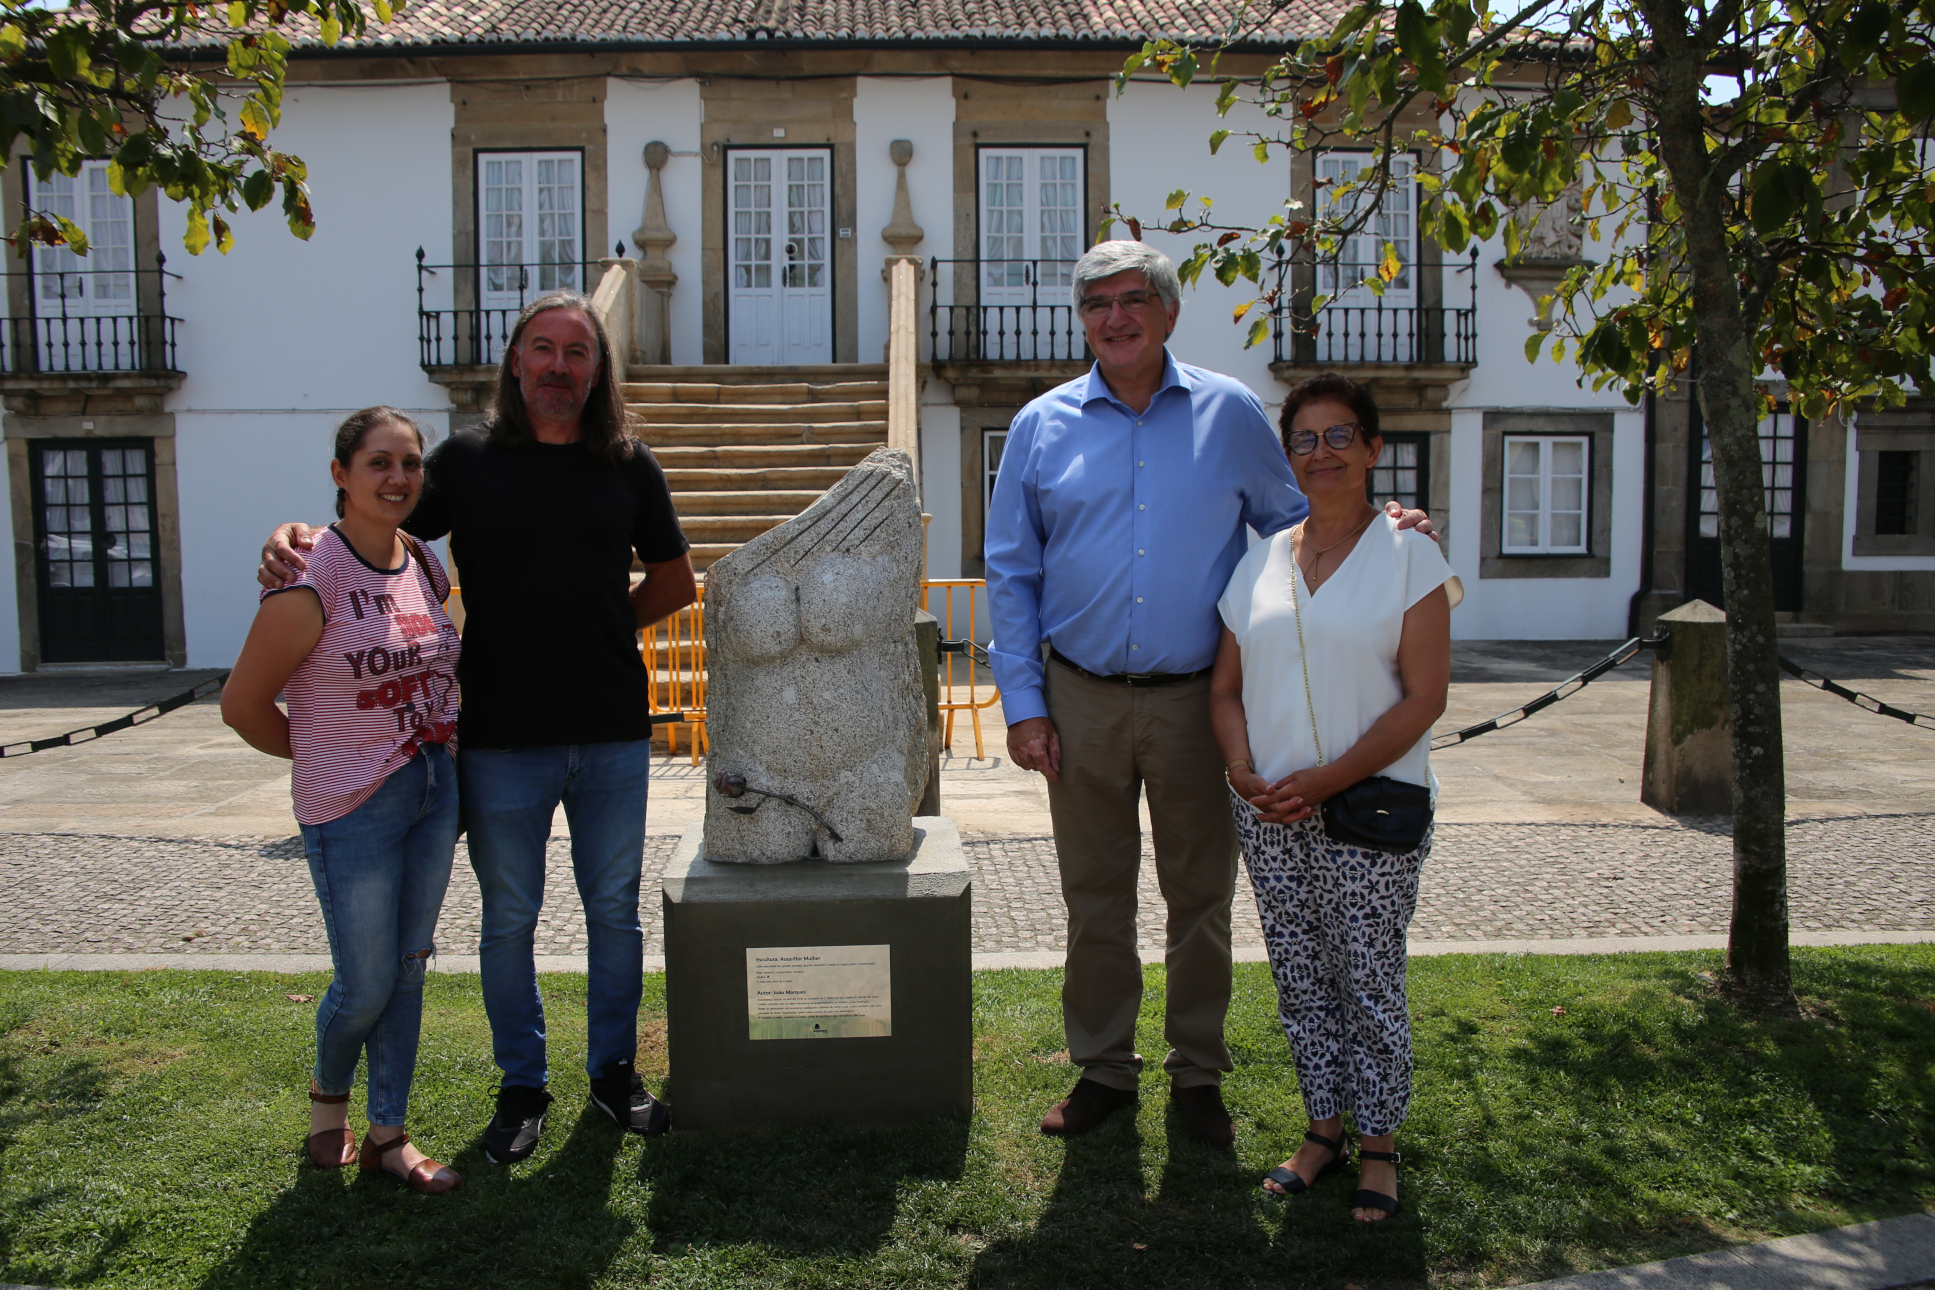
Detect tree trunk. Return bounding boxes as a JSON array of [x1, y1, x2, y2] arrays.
[[1642, 6, 1797, 1011]]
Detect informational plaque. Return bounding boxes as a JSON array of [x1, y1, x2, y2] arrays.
[[746, 944, 892, 1040]]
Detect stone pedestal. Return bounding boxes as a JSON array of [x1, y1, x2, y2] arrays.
[[662, 816, 972, 1130], [1641, 599, 1733, 815]]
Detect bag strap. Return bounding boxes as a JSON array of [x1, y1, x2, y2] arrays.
[[399, 532, 446, 604], [1287, 524, 1325, 768]]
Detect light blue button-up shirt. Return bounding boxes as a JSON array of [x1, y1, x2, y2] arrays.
[[985, 352, 1308, 724]]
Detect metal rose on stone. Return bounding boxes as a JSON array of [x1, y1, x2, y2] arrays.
[[701, 447, 926, 863]]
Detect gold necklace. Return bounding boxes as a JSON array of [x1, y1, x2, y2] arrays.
[[1294, 507, 1377, 588]]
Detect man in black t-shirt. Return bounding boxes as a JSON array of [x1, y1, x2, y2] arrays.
[[260, 296, 695, 1161]]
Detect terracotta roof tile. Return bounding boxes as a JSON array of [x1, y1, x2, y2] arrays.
[[202, 0, 1352, 50]]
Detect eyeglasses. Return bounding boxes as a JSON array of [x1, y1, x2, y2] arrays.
[[1077, 289, 1164, 320], [1285, 423, 1364, 455]]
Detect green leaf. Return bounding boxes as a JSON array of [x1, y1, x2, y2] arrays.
[[0, 24, 26, 65], [1749, 162, 1803, 235], [1898, 59, 1935, 125], [241, 169, 274, 210], [1846, 1, 1889, 56], [320, 14, 341, 44], [1604, 98, 1633, 131], [1165, 188, 1189, 211], [1525, 330, 1547, 364], [1209, 129, 1230, 155], [1395, 2, 1448, 94], [1245, 315, 1271, 349], [184, 207, 210, 255], [1167, 49, 1198, 88], [373, 0, 395, 22], [54, 215, 88, 257], [1254, 139, 1270, 164]]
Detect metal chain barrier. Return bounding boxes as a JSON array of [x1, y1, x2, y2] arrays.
[[1777, 656, 1935, 729], [0, 635, 1924, 758], [0, 671, 231, 758], [1430, 635, 1662, 751]]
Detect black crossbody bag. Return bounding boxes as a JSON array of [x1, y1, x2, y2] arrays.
[[1287, 527, 1433, 855]]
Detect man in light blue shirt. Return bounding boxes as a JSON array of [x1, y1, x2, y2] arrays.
[[986, 241, 1426, 1146]]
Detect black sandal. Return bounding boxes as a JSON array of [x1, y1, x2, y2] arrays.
[[1262, 1129, 1348, 1196], [1350, 1148, 1402, 1217]]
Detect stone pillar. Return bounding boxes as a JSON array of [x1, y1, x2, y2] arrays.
[[1641, 599, 1733, 815], [632, 141, 677, 367], [880, 138, 925, 270]]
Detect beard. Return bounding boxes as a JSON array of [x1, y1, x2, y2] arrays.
[[524, 377, 589, 421]]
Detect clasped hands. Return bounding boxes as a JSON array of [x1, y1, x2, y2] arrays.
[[1229, 764, 1350, 825]]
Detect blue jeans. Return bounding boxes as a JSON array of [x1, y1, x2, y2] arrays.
[[299, 742, 458, 1127], [460, 740, 650, 1088]]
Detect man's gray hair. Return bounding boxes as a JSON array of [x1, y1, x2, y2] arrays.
[[1071, 241, 1182, 310]]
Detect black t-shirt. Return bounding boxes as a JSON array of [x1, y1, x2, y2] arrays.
[[403, 425, 688, 747]]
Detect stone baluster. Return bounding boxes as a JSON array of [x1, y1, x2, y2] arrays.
[[632, 141, 678, 367]]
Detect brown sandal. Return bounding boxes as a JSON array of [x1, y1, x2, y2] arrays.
[[360, 1130, 461, 1195], [307, 1089, 356, 1169]]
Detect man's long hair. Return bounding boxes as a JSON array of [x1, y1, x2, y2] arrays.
[[488, 293, 633, 466]]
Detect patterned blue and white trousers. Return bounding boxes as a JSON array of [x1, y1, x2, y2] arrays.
[[1232, 795, 1430, 1137]]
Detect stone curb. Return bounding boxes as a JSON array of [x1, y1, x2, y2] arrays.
[[1515, 1211, 1935, 1290], [2, 930, 1931, 976]]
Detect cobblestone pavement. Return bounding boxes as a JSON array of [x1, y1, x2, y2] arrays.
[[5, 813, 1930, 957]]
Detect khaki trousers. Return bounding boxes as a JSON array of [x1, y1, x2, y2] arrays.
[[1044, 659, 1238, 1091]]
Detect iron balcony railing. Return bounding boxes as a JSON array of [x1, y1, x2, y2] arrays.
[[1, 254, 181, 374], [1270, 247, 1479, 366], [927, 258, 1092, 364], [416, 249, 604, 367]]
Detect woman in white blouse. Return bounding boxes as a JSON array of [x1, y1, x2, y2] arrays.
[[1210, 373, 1452, 1222]]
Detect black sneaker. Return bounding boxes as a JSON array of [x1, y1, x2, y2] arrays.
[[483, 1084, 553, 1165], [588, 1060, 671, 1136]]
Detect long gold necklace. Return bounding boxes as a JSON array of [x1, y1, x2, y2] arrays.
[[1294, 506, 1377, 591]]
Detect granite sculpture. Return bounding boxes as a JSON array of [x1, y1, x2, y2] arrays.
[[702, 447, 926, 863]]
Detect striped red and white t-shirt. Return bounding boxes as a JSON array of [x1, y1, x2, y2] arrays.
[[265, 525, 462, 826]]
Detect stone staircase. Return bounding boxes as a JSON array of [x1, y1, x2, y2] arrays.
[[623, 363, 890, 570]]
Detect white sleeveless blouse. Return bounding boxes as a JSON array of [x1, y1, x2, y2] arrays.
[[1215, 513, 1450, 791]]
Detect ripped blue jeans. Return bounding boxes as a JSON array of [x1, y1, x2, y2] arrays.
[[300, 742, 458, 1127]]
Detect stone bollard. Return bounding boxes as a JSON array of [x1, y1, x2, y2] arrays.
[[915, 610, 942, 815], [1640, 599, 1733, 815]]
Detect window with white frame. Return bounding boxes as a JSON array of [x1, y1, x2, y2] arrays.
[[1501, 435, 1590, 554], [983, 429, 1009, 519]]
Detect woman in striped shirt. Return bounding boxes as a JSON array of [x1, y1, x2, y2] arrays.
[[223, 407, 464, 1195]]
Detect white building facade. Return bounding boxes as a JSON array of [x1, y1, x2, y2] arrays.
[[2, 1, 1925, 672]]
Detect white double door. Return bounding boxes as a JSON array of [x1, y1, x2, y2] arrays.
[[729, 149, 832, 366], [477, 151, 583, 361], [1314, 152, 1417, 361], [978, 147, 1084, 359], [33, 162, 137, 372]]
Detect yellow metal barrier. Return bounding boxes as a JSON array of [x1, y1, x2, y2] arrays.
[[643, 581, 708, 764], [920, 578, 1000, 759]]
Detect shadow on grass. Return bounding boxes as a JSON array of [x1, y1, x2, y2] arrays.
[[1409, 949, 1935, 1280], [968, 1103, 1428, 1290], [638, 1116, 971, 1259], [0, 1043, 140, 1286], [192, 1103, 637, 1290]]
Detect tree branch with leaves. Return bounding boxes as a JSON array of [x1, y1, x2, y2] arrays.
[[0, 0, 397, 257]]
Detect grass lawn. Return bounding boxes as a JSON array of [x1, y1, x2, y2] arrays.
[[1, 947, 1932, 1289]]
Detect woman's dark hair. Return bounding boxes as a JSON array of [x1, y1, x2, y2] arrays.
[[488, 293, 634, 467], [1278, 372, 1382, 453], [333, 406, 425, 519]]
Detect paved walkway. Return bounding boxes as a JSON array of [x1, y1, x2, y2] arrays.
[[0, 638, 1930, 959], [1519, 1211, 1935, 1290]]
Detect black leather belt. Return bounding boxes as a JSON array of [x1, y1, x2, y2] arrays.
[[1049, 648, 1212, 687]]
